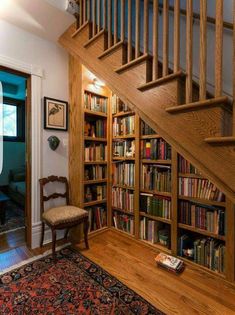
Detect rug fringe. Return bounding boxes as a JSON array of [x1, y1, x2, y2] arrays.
[[0, 243, 71, 275]]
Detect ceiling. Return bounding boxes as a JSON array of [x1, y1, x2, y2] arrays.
[[0, 0, 75, 42]]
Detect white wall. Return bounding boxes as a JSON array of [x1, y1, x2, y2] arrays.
[[0, 20, 69, 247]]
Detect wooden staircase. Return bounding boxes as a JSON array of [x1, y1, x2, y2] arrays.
[[59, 0, 235, 203]]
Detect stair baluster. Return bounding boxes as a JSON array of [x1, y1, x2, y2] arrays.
[[128, 0, 132, 62], [199, 0, 207, 101], [143, 0, 149, 55], [152, 0, 159, 80], [135, 0, 140, 59], [186, 0, 193, 103], [163, 0, 169, 77]]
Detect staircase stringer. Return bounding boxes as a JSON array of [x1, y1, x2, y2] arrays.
[[59, 25, 235, 203]]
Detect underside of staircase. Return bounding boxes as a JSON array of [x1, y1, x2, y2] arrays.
[[59, 22, 235, 203]]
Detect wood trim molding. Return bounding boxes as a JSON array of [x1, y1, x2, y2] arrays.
[[0, 54, 42, 249]]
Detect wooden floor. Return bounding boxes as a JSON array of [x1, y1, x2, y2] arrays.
[[0, 227, 26, 253], [1, 229, 235, 314]]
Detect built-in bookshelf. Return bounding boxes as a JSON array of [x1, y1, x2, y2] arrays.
[[82, 88, 110, 232], [70, 66, 234, 282], [111, 94, 137, 236]]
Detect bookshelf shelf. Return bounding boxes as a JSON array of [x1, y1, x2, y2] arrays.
[[84, 109, 107, 118], [140, 189, 172, 197], [84, 179, 108, 185], [112, 111, 134, 117], [178, 173, 205, 179], [141, 159, 172, 165], [112, 207, 135, 216], [178, 195, 226, 207], [140, 212, 172, 224], [84, 199, 107, 207], [113, 135, 136, 139], [84, 136, 107, 142], [112, 184, 135, 190], [140, 134, 160, 139], [84, 161, 107, 165], [178, 223, 226, 241], [112, 157, 135, 161]]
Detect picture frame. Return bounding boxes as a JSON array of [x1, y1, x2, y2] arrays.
[[44, 97, 68, 131]]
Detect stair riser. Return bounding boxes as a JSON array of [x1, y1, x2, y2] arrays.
[[116, 60, 152, 88], [99, 45, 127, 69]]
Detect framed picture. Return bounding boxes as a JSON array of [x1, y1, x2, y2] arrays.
[[44, 97, 68, 131]]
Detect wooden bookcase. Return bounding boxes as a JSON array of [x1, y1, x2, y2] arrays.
[[69, 61, 235, 282]]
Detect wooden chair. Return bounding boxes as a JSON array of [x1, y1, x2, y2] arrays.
[[39, 175, 89, 260]]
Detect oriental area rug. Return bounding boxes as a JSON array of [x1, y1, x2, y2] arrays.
[[0, 247, 164, 314]]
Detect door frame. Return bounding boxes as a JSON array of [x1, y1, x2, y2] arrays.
[[0, 55, 43, 249]]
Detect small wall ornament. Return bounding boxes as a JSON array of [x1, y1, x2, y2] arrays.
[[48, 136, 60, 151]]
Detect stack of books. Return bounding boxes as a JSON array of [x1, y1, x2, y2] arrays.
[[113, 212, 134, 234], [141, 139, 171, 160], [179, 177, 225, 201], [85, 143, 107, 161], [141, 165, 171, 192], [155, 253, 185, 274], [84, 119, 107, 138], [140, 193, 171, 219], [84, 91, 107, 113], [178, 155, 200, 174], [112, 95, 130, 114], [113, 140, 135, 158], [112, 162, 135, 187], [84, 185, 106, 202], [112, 187, 134, 213], [179, 201, 225, 235], [113, 116, 135, 136], [84, 165, 107, 180], [87, 206, 107, 231], [140, 121, 156, 136]]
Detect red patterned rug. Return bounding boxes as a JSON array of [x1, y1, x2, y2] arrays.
[[0, 247, 164, 314]]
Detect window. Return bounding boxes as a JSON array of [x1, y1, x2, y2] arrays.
[[3, 98, 25, 142]]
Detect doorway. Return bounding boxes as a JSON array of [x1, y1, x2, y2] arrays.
[[0, 66, 31, 252]]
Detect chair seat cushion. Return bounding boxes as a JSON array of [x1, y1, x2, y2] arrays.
[[42, 206, 88, 226]]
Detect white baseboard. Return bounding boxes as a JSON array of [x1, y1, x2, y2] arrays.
[[32, 222, 65, 249]]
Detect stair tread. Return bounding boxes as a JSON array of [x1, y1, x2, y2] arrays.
[[138, 71, 185, 91], [205, 136, 235, 144], [72, 21, 90, 38], [116, 53, 152, 74], [166, 96, 229, 113], [98, 41, 126, 59], [84, 29, 105, 48]]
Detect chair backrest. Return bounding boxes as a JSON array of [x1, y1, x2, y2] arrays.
[[39, 175, 69, 214]]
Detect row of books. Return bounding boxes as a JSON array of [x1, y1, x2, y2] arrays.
[[179, 234, 225, 274], [113, 116, 135, 136], [111, 95, 130, 114], [179, 201, 225, 236], [84, 185, 106, 202], [113, 140, 135, 158], [140, 218, 170, 247], [84, 120, 107, 138], [140, 121, 156, 136], [141, 165, 171, 193], [85, 143, 107, 162], [141, 139, 171, 160], [112, 187, 134, 213], [112, 162, 135, 187], [84, 91, 107, 114], [84, 165, 107, 181], [113, 212, 134, 234], [140, 193, 171, 219], [178, 155, 200, 174], [179, 177, 225, 202], [87, 206, 107, 232]]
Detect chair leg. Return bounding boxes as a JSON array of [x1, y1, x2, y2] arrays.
[[83, 218, 89, 249], [40, 222, 45, 248], [64, 228, 70, 240], [52, 228, 57, 262]]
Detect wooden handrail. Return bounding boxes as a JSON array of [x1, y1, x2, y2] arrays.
[[158, 3, 233, 31]]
